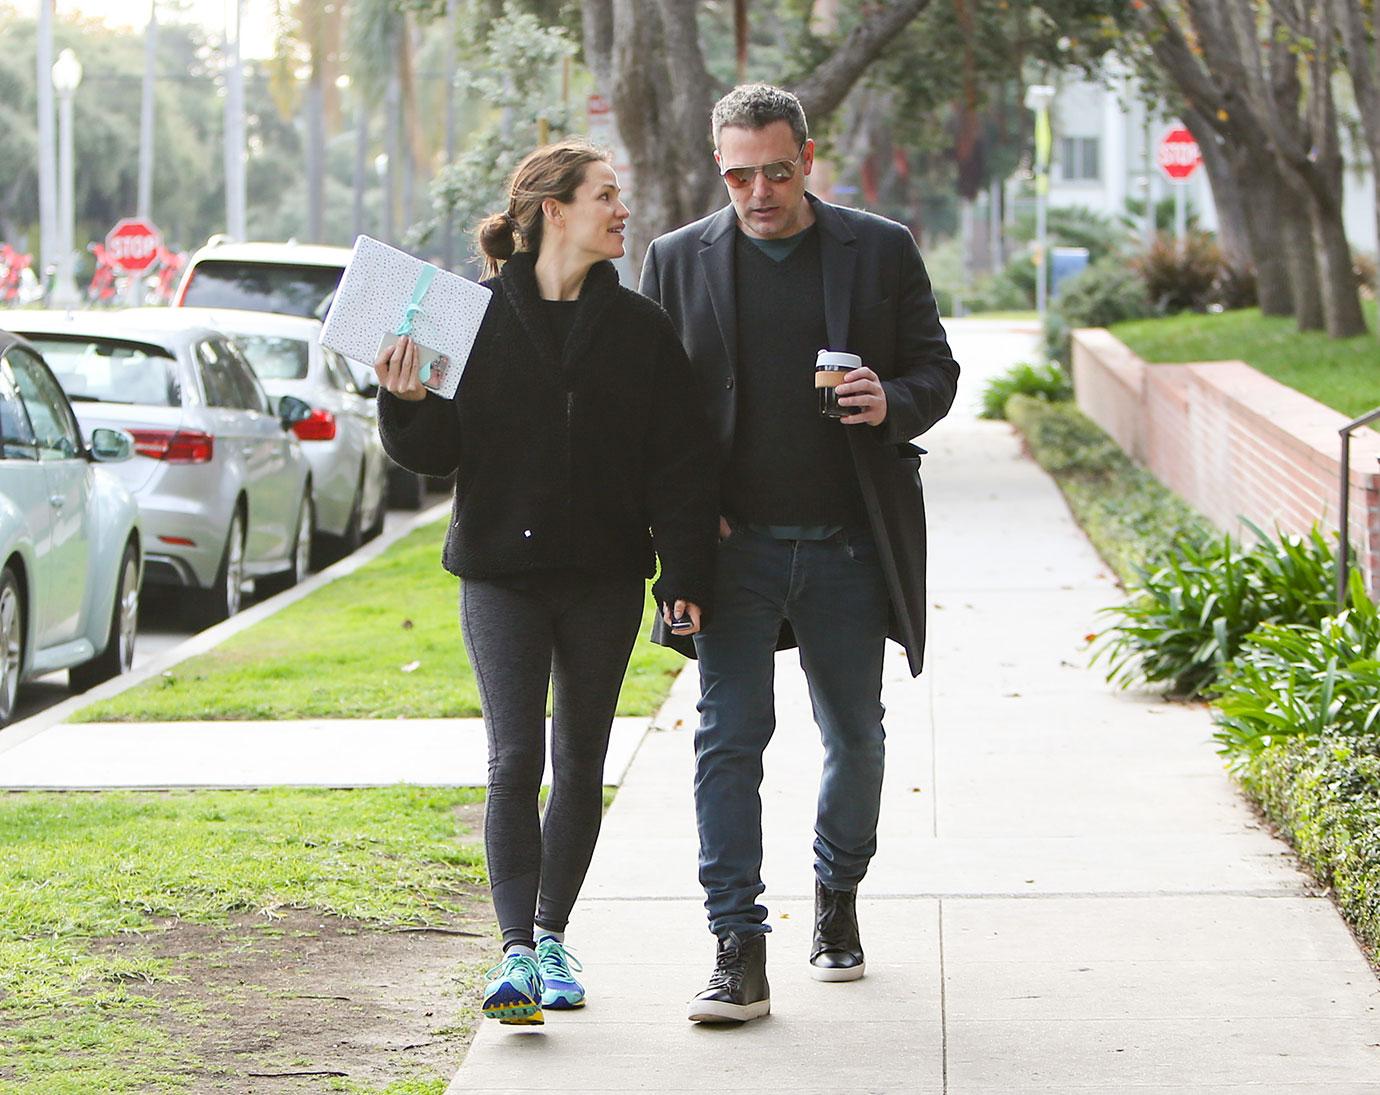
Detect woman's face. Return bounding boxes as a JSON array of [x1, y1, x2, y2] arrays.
[[547, 161, 629, 262]]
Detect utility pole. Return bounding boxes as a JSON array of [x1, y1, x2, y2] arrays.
[[51, 48, 83, 309], [36, 0, 58, 294], [224, 0, 247, 240]]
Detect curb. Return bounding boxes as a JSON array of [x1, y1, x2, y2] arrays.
[[0, 499, 452, 757]]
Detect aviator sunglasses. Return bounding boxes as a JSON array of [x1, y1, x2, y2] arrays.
[[718, 143, 807, 188]]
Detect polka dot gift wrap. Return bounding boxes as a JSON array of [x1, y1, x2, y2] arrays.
[[320, 235, 492, 401]]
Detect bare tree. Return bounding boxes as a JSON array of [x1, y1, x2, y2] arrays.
[[582, 0, 935, 267]]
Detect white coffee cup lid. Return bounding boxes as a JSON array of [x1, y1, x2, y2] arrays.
[[816, 350, 862, 369]]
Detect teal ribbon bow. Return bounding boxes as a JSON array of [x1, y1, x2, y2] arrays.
[[395, 264, 438, 383]]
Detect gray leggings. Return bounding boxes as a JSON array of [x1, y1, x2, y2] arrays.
[[460, 573, 645, 949]]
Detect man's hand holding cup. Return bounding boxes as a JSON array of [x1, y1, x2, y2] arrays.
[[816, 350, 887, 426]]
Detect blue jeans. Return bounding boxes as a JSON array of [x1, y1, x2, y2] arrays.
[[692, 525, 891, 939]]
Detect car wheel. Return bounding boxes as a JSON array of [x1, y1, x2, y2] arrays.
[[0, 567, 23, 727], [70, 540, 140, 694], [260, 492, 314, 597], [195, 508, 246, 627], [363, 486, 386, 542], [341, 475, 364, 555]]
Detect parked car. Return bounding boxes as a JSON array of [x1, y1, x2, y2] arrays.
[[0, 331, 143, 725], [158, 308, 388, 560], [7, 311, 314, 627], [173, 238, 437, 509]]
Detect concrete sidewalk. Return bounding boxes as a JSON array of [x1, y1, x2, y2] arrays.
[[447, 320, 1380, 1092]]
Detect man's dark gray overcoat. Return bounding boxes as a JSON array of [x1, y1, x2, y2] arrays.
[[639, 193, 960, 676]]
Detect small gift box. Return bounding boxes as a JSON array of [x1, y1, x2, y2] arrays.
[[320, 235, 492, 400]]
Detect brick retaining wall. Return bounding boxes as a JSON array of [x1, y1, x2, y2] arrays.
[[1071, 328, 1380, 594]]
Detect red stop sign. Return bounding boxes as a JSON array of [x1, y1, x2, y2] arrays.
[[105, 218, 163, 273], [1157, 127, 1202, 183]]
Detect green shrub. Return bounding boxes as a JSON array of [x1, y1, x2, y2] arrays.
[[970, 258, 1035, 312], [1134, 231, 1222, 314], [1094, 524, 1339, 699], [1044, 256, 1153, 363], [979, 361, 1072, 420], [1240, 732, 1380, 950], [1005, 395, 1213, 582], [1213, 572, 1380, 757], [1011, 204, 1128, 265]]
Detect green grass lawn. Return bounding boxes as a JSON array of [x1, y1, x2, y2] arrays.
[[0, 786, 487, 1092], [77, 519, 687, 722], [1111, 303, 1380, 421]]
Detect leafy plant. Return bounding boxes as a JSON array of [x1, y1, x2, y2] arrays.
[[1093, 523, 1339, 698], [979, 360, 1072, 419], [1012, 204, 1128, 265], [1213, 570, 1380, 758], [1133, 231, 1222, 314], [1239, 731, 1380, 951], [1044, 255, 1153, 363]]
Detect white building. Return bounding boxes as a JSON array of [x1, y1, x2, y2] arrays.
[[1017, 62, 1377, 261]]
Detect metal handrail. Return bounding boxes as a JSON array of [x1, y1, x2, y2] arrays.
[[1337, 406, 1380, 608]]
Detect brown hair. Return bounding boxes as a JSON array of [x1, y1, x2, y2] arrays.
[[475, 138, 612, 279]]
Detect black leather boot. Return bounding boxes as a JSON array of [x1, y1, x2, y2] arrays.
[[687, 930, 771, 1023], [810, 879, 865, 981]]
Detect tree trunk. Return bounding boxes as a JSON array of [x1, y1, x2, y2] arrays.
[[1234, 149, 1293, 315], [306, 76, 324, 242], [1283, 199, 1324, 331], [1308, 182, 1367, 336]]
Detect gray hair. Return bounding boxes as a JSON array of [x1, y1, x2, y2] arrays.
[[711, 84, 809, 149]]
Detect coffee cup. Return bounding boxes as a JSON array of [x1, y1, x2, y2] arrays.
[[816, 350, 861, 418]]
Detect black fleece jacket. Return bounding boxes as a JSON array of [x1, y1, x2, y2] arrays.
[[376, 252, 718, 613]]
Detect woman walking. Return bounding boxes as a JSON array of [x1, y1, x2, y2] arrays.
[[374, 139, 716, 1025]]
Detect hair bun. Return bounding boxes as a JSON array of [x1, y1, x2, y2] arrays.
[[477, 211, 517, 263]]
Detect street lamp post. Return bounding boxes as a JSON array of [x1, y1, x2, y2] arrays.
[[51, 48, 83, 309], [1024, 84, 1054, 323]]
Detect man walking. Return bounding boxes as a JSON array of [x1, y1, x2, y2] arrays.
[[640, 84, 960, 1023]]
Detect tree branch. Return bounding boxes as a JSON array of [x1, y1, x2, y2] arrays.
[[793, 0, 935, 121]]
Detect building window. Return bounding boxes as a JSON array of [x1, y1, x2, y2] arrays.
[[1059, 136, 1100, 181]]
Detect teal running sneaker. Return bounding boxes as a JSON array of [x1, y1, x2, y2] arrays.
[[537, 937, 586, 1009], [482, 952, 545, 1025]]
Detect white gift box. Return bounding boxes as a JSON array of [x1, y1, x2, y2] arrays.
[[320, 235, 492, 400]]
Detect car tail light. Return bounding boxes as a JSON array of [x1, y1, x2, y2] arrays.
[[129, 429, 214, 463], [292, 408, 337, 441]]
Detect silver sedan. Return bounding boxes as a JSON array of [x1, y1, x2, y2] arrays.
[[0, 331, 143, 725], [162, 308, 388, 561], [9, 311, 314, 628]]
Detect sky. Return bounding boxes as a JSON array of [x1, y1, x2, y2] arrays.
[[60, 0, 276, 59]]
